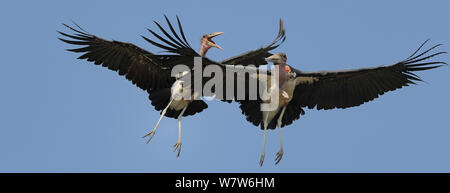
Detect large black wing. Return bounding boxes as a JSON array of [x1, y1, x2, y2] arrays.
[[141, 15, 199, 57], [58, 20, 209, 118], [239, 40, 446, 130], [220, 19, 286, 67], [142, 15, 230, 76], [58, 23, 175, 92], [291, 40, 447, 111]]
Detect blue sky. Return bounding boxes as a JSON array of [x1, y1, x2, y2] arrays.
[[1, 0, 449, 172]]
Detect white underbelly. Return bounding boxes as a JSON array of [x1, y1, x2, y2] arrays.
[[169, 80, 196, 111]]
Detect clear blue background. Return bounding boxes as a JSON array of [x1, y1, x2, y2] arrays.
[[1, 0, 449, 172]]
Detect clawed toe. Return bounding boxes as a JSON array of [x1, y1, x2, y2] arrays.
[[275, 150, 284, 165], [142, 131, 156, 144], [173, 142, 182, 157], [259, 153, 265, 166]]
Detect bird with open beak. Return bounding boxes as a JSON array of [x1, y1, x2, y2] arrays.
[[58, 16, 289, 161], [200, 32, 223, 56], [142, 31, 223, 157]]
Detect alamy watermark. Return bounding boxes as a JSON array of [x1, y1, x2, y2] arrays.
[[170, 57, 282, 111]]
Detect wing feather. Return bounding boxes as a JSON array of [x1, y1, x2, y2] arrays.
[[58, 23, 174, 92], [292, 40, 446, 111], [220, 19, 286, 67]]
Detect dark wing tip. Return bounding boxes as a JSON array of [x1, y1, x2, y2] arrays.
[[402, 39, 446, 65], [399, 40, 447, 84], [265, 19, 286, 50], [71, 20, 88, 33], [175, 15, 192, 48]]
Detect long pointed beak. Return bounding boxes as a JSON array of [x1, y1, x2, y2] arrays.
[[207, 32, 224, 38], [210, 43, 223, 50], [265, 54, 280, 62], [207, 32, 224, 50]]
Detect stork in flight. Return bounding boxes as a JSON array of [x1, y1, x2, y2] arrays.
[[239, 40, 446, 166], [58, 16, 285, 157]]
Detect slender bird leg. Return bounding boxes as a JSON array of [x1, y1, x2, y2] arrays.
[[275, 106, 287, 165], [142, 98, 173, 144], [173, 104, 188, 158], [260, 112, 270, 166]]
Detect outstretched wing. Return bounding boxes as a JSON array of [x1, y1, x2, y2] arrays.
[[220, 19, 286, 67], [238, 40, 446, 130], [291, 39, 447, 111], [58, 23, 175, 92], [141, 15, 199, 57], [58, 19, 210, 118]]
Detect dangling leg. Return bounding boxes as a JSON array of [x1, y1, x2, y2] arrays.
[[259, 111, 270, 166], [173, 104, 188, 158], [142, 98, 174, 144], [275, 106, 287, 165]]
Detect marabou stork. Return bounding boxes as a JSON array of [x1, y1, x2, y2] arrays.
[[239, 40, 446, 166], [58, 16, 286, 157]]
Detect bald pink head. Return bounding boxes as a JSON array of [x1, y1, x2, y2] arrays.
[[199, 32, 223, 56]]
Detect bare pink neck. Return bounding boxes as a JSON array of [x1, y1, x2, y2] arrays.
[[276, 62, 287, 88], [199, 39, 211, 57]]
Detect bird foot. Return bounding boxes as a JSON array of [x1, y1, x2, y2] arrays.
[[173, 141, 182, 158], [281, 90, 289, 99], [275, 149, 284, 165], [142, 130, 156, 144], [259, 153, 266, 166]]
